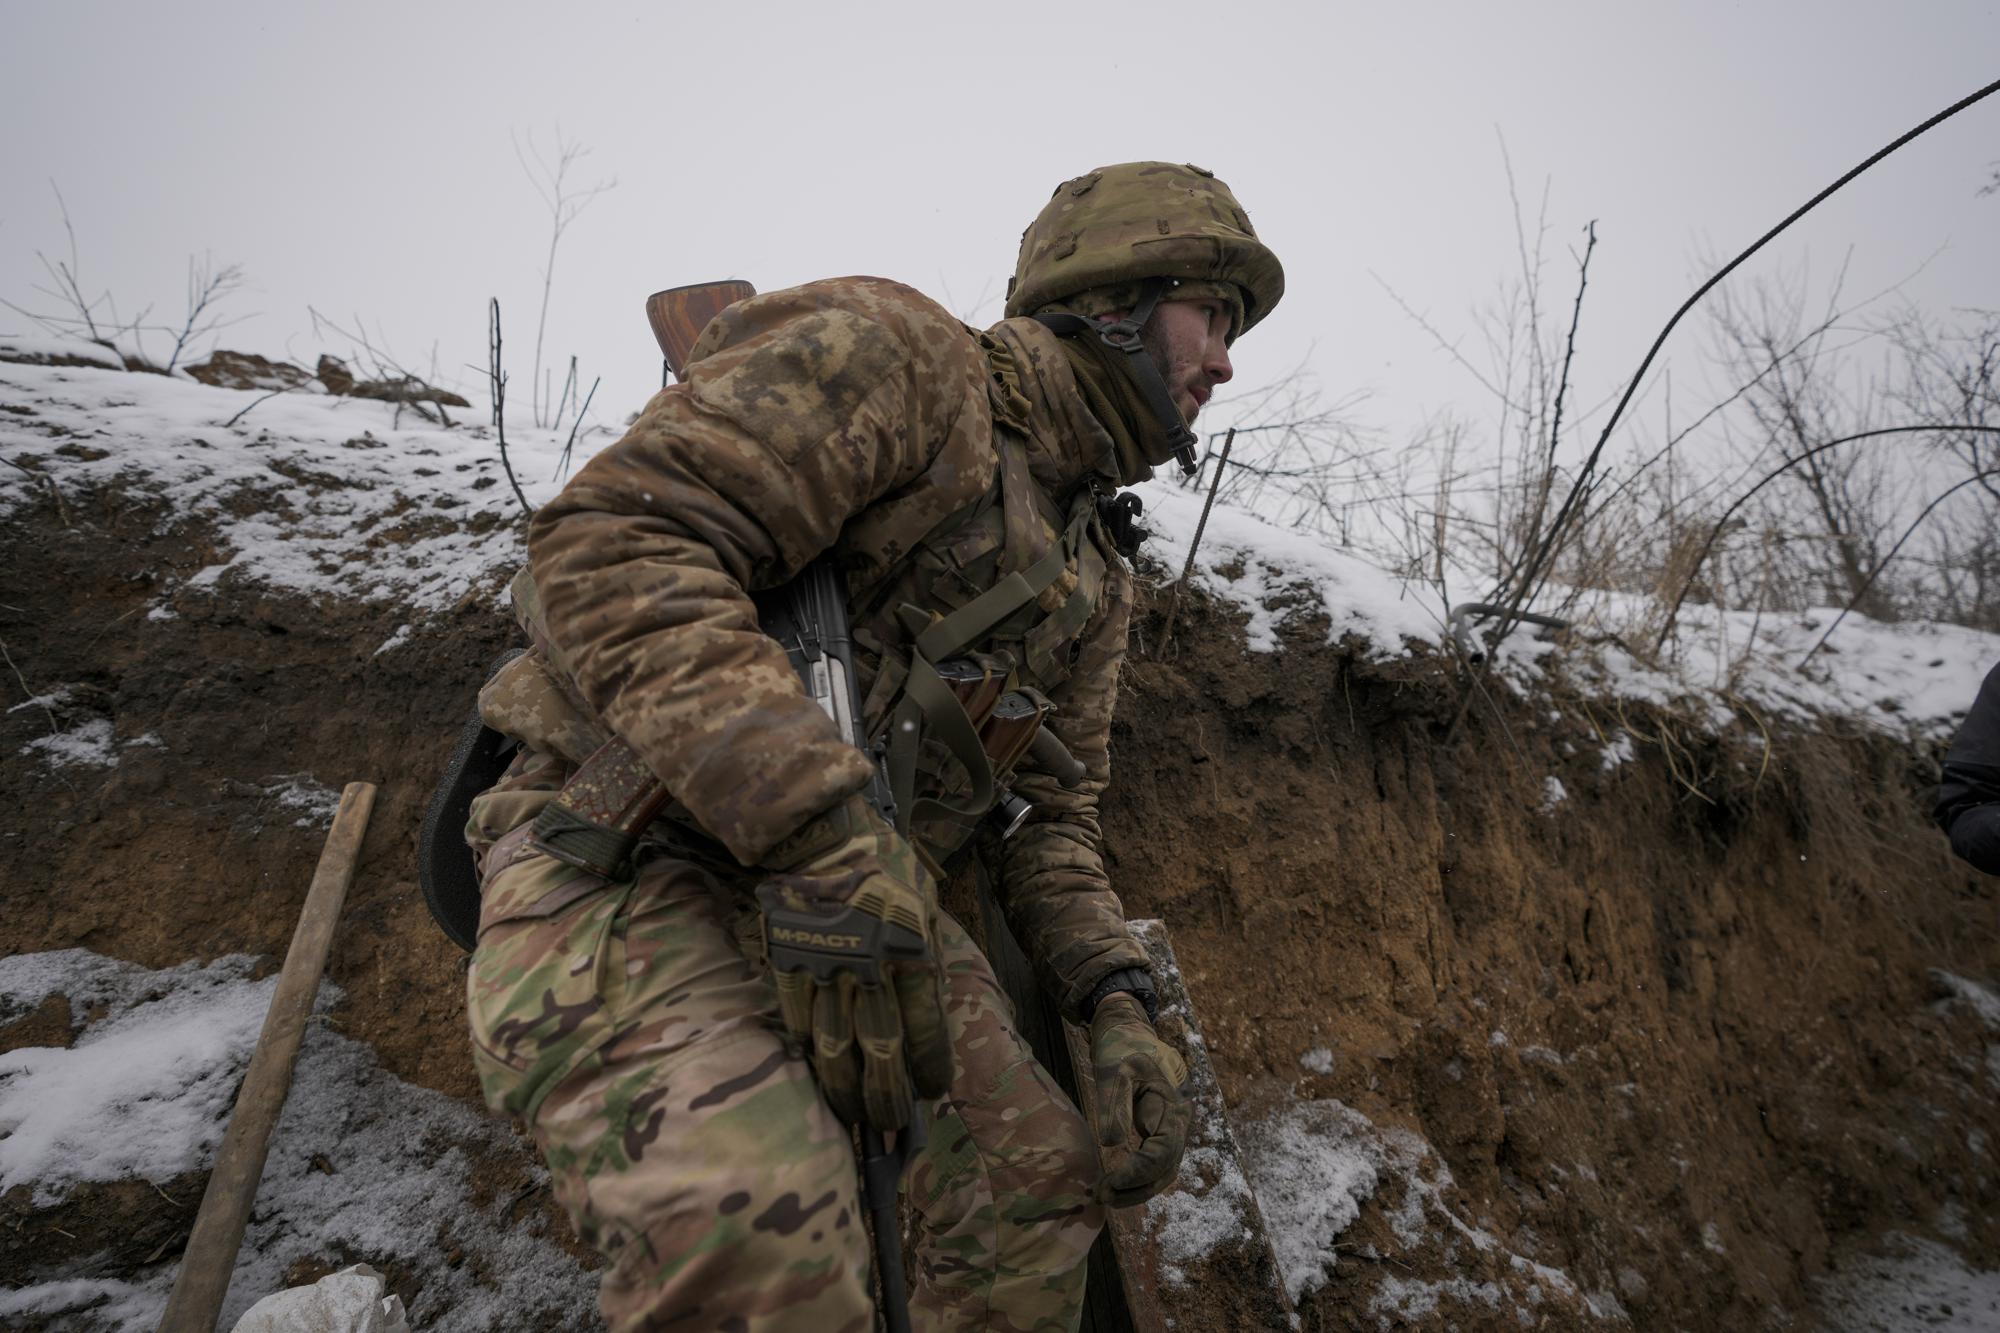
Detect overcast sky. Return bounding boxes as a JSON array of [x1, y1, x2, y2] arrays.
[[3, 0, 1996, 464]]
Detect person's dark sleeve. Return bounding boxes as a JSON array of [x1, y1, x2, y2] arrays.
[[1936, 661, 2000, 875]]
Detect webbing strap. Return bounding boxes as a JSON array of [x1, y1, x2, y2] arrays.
[[885, 652, 997, 836], [911, 507, 1082, 664], [1026, 561, 1101, 679], [996, 438, 1043, 578]]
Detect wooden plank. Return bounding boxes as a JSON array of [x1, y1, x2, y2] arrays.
[[158, 781, 377, 1333], [1066, 919, 1296, 1332], [974, 874, 1134, 1333], [972, 882, 1294, 1331]]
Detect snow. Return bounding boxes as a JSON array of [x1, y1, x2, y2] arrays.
[[373, 622, 413, 656], [0, 952, 274, 1203], [231, 1264, 409, 1333], [5, 355, 1994, 746], [263, 772, 344, 828], [1133, 474, 1440, 655], [0, 333, 125, 369], [1816, 1232, 2000, 1332], [1242, 1098, 1599, 1321], [0, 358, 573, 614], [1237, 1100, 1385, 1302], [20, 716, 119, 767], [1147, 1144, 1258, 1278], [1540, 775, 1568, 812], [1298, 1046, 1335, 1075], [0, 950, 597, 1330], [1130, 472, 2000, 745], [1930, 970, 2000, 1029]]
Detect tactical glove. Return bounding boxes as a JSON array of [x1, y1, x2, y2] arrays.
[[1088, 991, 1191, 1208], [756, 795, 954, 1132]]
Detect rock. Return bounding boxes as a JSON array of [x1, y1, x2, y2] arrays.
[[0, 335, 125, 369], [346, 376, 471, 409], [316, 355, 356, 395], [230, 1263, 411, 1332], [187, 351, 315, 393]]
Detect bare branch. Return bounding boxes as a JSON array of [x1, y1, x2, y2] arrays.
[[490, 297, 532, 520]]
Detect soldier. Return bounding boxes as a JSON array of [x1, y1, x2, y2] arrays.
[[1937, 661, 2000, 874], [462, 162, 1284, 1330]]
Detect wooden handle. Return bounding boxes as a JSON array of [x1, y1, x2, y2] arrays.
[[158, 781, 377, 1333], [644, 280, 756, 380]]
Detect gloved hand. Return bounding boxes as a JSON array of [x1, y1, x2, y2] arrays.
[[756, 795, 954, 1132], [1088, 991, 1191, 1207]]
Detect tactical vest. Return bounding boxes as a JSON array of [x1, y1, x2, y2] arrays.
[[450, 334, 1122, 880], [848, 409, 1119, 863]]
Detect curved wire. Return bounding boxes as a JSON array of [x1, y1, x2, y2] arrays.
[[1652, 424, 2000, 651], [1497, 74, 2000, 636]]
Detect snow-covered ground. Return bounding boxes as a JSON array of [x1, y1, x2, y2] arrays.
[[1815, 1226, 2000, 1332], [5, 342, 1994, 748], [0, 951, 595, 1329]]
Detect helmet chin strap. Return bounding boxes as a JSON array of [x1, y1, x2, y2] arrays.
[[1033, 278, 1201, 477]]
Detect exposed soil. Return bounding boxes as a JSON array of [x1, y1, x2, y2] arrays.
[[4, 465, 1997, 1330]]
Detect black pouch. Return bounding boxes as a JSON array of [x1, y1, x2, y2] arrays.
[[417, 649, 524, 950]]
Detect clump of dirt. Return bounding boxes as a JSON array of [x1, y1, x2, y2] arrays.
[[3, 466, 1996, 1330]]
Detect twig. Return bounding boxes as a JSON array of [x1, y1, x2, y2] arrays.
[[1159, 427, 1234, 650], [0, 637, 59, 734], [2, 454, 74, 528], [1517, 221, 1597, 585], [1797, 467, 2000, 669], [555, 375, 600, 481], [163, 255, 247, 373], [489, 298, 532, 520], [222, 384, 301, 429], [84, 605, 143, 650], [1495, 74, 2000, 636], [1654, 424, 1999, 650], [514, 129, 615, 428]]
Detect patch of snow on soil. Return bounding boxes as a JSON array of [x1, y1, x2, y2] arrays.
[[373, 622, 413, 656], [1931, 970, 2000, 1029], [1238, 1099, 1385, 1302], [1298, 1046, 1335, 1075], [1146, 1144, 1256, 1279], [1132, 469, 1999, 742], [1540, 775, 1568, 812], [0, 359, 575, 613], [1133, 474, 1442, 656], [1815, 1232, 2000, 1332], [0, 953, 276, 1202], [20, 717, 119, 768], [263, 772, 343, 828], [0, 334, 125, 369], [1243, 1098, 1602, 1321], [0, 950, 597, 1330]]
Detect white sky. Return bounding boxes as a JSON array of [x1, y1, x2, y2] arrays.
[[3, 0, 1997, 459]]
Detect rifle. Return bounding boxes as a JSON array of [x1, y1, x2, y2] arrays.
[[648, 279, 920, 1333]]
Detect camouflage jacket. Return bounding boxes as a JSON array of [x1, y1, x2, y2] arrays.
[[482, 275, 1148, 1018]]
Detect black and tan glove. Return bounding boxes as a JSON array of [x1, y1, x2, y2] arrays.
[[756, 795, 954, 1132], [1088, 990, 1191, 1207]]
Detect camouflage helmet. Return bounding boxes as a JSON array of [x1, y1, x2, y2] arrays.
[[1005, 162, 1284, 335]]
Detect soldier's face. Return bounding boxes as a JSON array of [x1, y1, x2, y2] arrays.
[[1141, 297, 1235, 423]]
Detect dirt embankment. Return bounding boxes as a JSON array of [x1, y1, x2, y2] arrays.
[[3, 468, 1996, 1330]]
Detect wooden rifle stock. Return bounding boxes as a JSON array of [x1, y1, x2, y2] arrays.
[[644, 280, 757, 381]]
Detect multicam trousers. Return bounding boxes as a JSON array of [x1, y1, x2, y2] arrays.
[[465, 815, 1104, 1332]]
